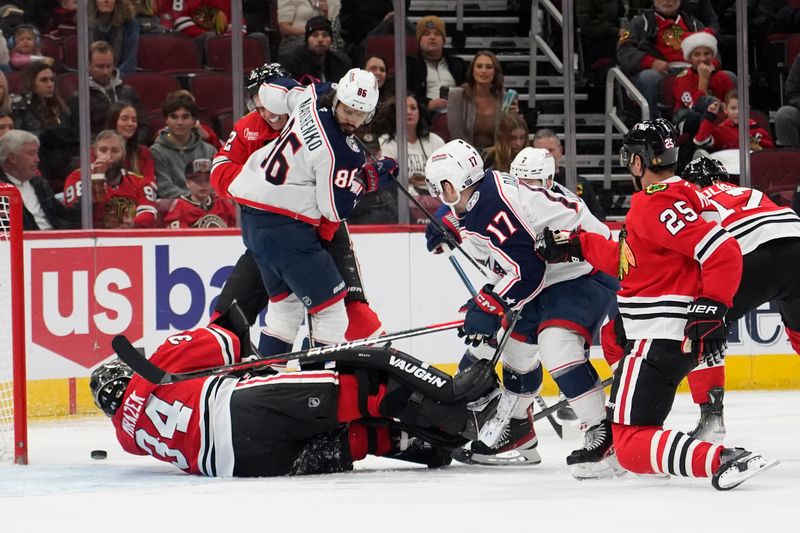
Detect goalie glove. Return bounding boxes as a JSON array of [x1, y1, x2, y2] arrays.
[[534, 226, 584, 263], [354, 157, 399, 193], [458, 285, 509, 347], [682, 297, 728, 365], [425, 210, 462, 254]]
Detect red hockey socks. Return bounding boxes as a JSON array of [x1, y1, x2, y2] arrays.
[[786, 326, 800, 355], [687, 364, 725, 405], [600, 319, 625, 370], [344, 300, 383, 340], [613, 423, 723, 477], [347, 422, 392, 461]]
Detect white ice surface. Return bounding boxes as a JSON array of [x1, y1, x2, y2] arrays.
[[1, 391, 798, 533]]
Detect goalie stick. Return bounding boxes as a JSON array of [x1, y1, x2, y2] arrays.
[[112, 320, 463, 386]]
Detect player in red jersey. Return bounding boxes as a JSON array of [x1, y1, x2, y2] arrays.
[[210, 64, 383, 351], [677, 156, 800, 441], [164, 158, 237, 228], [63, 130, 157, 229], [536, 119, 778, 490], [90, 306, 503, 476]]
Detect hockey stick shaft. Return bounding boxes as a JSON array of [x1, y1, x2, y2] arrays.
[[354, 135, 490, 277], [112, 320, 464, 385]]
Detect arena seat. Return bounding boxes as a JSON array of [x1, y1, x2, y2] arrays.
[[750, 148, 800, 206], [124, 72, 182, 114], [138, 34, 202, 73], [204, 35, 267, 72], [364, 35, 418, 75], [56, 72, 78, 101], [189, 73, 234, 117], [431, 112, 451, 143]]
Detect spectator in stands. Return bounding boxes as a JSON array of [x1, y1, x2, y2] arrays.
[[0, 71, 11, 112], [533, 128, 605, 220], [69, 40, 139, 135], [162, 89, 221, 149], [0, 110, 13, 137], [154, 0, 238, 38], [694, 89, 775, 151], [151, 93, 216, 199], [41, 0, 78, 40], [12, 62, 69, 136], [340, 0, 401, 61], [447, 51, 518, 151], [0, 129, 78, 230], [37, 97, 80, 193], [106, 102, 155, 183], [8, 24, 54, 71], [483, 112, 529, 172], [577, 0, 625, 74], [278, 0, 341, 54], [363, 54, 393, 102], [617, 0, 706, 119], [89, 0, 140, 77], [164, 158, 237, 228], [0, 30, 8, 72], [279, 16, 351, 84], [775, 54, 800, 148], [62, 129, 158, 229], [406, 15, 467, 115]]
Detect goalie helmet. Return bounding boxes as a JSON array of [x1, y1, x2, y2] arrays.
[[619, 118, 679, 170], [510, 147, 556, 188], [90, 358, 133, 417], [245, 62, 290, 98], [425, 139, 485, 206], [682, 156, 730, 187], [333, 68, 379, 122]]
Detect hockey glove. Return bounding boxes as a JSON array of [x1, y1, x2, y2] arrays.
[[356, 157, 399, 193], [425, 210, 462, 254], [458, 285, 509, 347], [682, 297, 728, 365], [534, 226, 584, 263]]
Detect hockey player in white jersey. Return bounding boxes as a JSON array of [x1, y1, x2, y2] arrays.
[[226, 68, 398, 356], [424, 142, 620, 478]]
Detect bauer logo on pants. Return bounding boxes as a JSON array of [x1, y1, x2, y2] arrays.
[[30, 246, 144, 368]]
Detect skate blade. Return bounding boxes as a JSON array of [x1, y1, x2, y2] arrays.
[[714, 457, 780, 491], [569, 455, 627, 480], [452, 446, 542, 466]]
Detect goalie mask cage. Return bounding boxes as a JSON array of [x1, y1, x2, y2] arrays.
[[0, 183, 27, 465]]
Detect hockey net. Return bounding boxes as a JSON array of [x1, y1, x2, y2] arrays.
[[0, 183, 27, 464]]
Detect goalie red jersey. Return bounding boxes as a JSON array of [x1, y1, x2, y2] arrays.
[[63, 169, 158, 229], [694, 182, 800, 254], [111, 326, 242, 476], [164, 195, 238, 228], [578, 176, 742, 340]]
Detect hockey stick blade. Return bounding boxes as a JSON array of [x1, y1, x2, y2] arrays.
[[112, 335, 168, 385], [115, 320, 464, 385], [532, 376, 614, 423]]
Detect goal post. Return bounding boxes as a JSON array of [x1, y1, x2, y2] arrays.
[[0, 182, 27, 465]]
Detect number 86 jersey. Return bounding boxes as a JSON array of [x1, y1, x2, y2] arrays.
[[111, 326, 242, 476], [227, 85, 366, 225]]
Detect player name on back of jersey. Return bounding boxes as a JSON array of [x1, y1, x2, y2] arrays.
[[297, 97, 323, 151]]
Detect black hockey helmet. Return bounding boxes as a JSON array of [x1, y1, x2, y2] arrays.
[[245, 62, 291, 98], [620, 118, 679, 170], [90, 358, 133, 417], [682, 156, 730, 187]]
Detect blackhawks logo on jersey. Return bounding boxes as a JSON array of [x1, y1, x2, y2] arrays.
[[618, 226, 636, 280], [645, 183, 668, 195]]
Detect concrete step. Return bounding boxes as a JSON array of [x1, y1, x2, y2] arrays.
[[410, 0, 510, 10], [410, 15, 518, 24]]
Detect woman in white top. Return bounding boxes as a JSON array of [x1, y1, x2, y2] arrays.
[[380, 93, 445, 224]]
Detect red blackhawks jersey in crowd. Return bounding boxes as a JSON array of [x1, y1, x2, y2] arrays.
[[164, 194, 238, 228], [154, 0, 239, 36], [578, 177, 742, 341], [63, 169, 158, 228], [672, 67, 735, 111], [693, 182, 800, 254], [112, 326, 242, 476], [694, 117, 775, 151], [211, 110, 281, 198]]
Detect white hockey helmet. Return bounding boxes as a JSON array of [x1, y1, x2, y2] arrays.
[[333, 68, 379, 122], [257, 82, 293, 116], [510, 147, 556, 188], [424, 140, 485, 206]]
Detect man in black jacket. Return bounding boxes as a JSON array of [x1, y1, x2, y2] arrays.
[[0, 130, 78, 230], [406, 15, 466, 116], [279, 16, 352, 84]]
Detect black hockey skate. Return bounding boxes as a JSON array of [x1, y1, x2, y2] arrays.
[[712, 447, 779, 490], [688, 387, 726, 444], [566, 419, 624, 479], [453, 405, 542, 466], [386, 431, 453, 469], [555, 393, 578, 422]]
